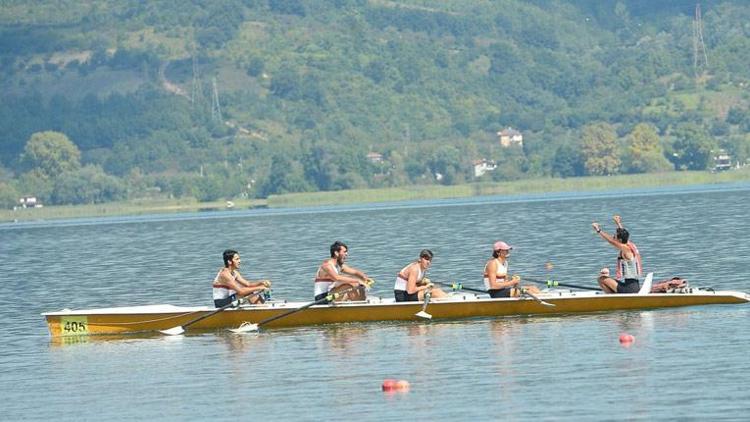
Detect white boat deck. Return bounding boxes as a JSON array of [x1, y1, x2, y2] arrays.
[[41, 288, 748, 316]]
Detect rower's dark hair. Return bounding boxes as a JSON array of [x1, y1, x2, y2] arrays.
[[419, 249, 433, 260], [223, 249, 238, 267], [330, 241, 348, 257], [616, 228, 630, 244]]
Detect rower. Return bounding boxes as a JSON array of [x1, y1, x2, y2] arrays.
[[394, 249, 448, 302], [592, 215, 643, 294], [212, 249, 271, 308], [484, 241, 540, 298], [313, 241, 371, 304]]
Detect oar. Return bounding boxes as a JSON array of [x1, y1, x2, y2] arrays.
[[433, 281, 486, 294], [229, 284, 361, 334], [415, 288, 433, 319], [160, 291, 262, 336], [435, 281, 554, 307], [519, 288, 555, 307], [523, 276, 601, 291]]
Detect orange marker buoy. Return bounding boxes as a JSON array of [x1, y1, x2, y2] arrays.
[[619, 333, 635, 346], [382, 379, 397, 391]]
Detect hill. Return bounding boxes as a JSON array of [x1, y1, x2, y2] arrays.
[[1, 0, 749, 208]]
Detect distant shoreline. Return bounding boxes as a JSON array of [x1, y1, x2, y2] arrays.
[[2, 169, 749, 223]]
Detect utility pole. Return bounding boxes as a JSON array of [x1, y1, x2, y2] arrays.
[[211, 77, 222, 122], [191, 39, 203, 108], [692, 3, 709, 79]]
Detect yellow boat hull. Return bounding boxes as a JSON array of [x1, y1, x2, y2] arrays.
[[43, 290, 750, 337]]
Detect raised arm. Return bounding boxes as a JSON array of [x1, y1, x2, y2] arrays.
[[592, 222, 632, 258]]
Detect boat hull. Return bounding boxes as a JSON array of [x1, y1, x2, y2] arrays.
[[43, 290, 750, 337]]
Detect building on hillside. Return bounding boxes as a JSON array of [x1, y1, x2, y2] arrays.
[[18, 196, 42, 208], [473, 159, 497, 178], [497, 127, 523, 148], [712, 149, 732, 172], [366, 152, 384, 164]]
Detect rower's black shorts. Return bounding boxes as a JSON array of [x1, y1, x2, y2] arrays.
[[488, 288, 512, 298], [617, 278, 640, 293], [214, 294, 237, 308], [394, 290, 419, 302]]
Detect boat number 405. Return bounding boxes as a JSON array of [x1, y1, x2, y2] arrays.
[[61, 317, 88, 335]]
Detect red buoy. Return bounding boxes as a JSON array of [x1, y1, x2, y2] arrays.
[[382, 379, 397, 391], [619, 333, 635, 346]]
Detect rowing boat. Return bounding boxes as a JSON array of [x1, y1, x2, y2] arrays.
[[42, 287, 749, 337]]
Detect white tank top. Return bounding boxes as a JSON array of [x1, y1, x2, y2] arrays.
[[394, 262, 424, 291], [314, 262, 340, 296], [212, 269, 237, 300], [483, 258, 508, 290]]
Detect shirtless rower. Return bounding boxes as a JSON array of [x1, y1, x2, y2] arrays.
[[313, 241, 371, 304], [212, 249, 271, 308]]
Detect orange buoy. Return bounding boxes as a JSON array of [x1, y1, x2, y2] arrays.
[[395, 380, 410, 391], [619, 333, 635, 346], [382, 379, 397, 391]]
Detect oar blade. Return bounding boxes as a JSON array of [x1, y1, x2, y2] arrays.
[[415, 311, 432, 320], [228, 322, 259, 334], [159, 326, 185, 336]]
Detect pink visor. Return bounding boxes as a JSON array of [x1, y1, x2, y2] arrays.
[[493, 241, 512, 251]]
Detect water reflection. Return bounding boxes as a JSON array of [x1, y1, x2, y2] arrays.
[[320, 325, 369, 357]]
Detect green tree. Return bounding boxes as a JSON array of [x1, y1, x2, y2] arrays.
[[726, 106, 746, 125], [492, 146, 528, 181], [51, 165, 126, 205], [16, 169, 54, 202], [623, 123, 671, 173], [428, 145, 465, 185], [669, 123, 717, 171], [193, 174, 225, 202], [259, 155, 313, 197], [0, 182, 19, 209], [580, 123, 620, 176], [384, 150, 408, 187], [723, 134, 750, 166], [20, 131, 81, 178], [551, 143, 585, 178]]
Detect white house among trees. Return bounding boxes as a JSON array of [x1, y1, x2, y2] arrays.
[[497, 127, 523, 147]]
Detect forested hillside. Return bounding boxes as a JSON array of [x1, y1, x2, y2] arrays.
[[1, 0, 749, 207]]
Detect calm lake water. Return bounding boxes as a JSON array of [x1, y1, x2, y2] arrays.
[[2, 185, 750, 421]]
